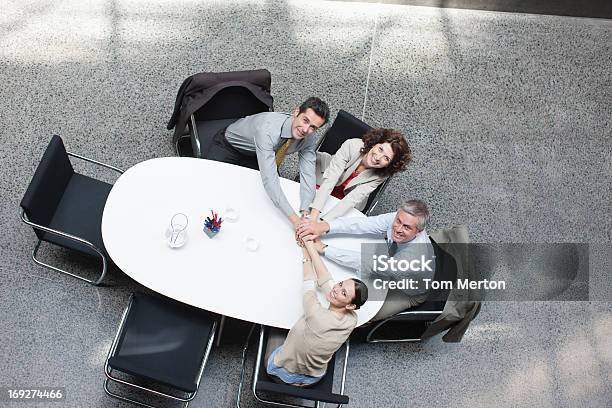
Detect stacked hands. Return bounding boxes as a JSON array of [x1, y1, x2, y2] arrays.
[[293, 211, 329, 253]]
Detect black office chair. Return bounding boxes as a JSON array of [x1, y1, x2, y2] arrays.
[[173, 70, 274, 157], [20, 135, 123, 285], [237, 325, 350, 408], [104, 292, 217, 408], [307, 109, 392, 215], [316, 110, 371, 155], [365, 237, 459, 343]]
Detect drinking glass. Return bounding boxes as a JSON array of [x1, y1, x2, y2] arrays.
[[166, 213, 188, 248]]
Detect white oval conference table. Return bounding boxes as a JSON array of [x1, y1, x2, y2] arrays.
[[102, 157, 385, 329]]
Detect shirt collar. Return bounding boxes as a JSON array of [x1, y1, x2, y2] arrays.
[[280, 115, 293, 140], [386, 228, 428, 250]]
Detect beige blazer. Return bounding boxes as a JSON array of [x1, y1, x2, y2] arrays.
[[310, 138, 386, 221]]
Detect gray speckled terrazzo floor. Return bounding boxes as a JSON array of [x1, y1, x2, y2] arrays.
[[1, 1, 610, 407]]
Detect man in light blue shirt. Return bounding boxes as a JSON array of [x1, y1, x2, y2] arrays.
[[203, 97, 329, 228], [297, 199, 435, 320]]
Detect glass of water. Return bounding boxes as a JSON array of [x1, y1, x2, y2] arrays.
[[165, 213, 188, 248]]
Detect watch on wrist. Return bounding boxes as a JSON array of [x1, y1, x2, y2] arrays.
[[302, 258, 311, 263]]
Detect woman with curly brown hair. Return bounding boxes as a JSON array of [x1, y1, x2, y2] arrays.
[[308, 128, 411, 221]]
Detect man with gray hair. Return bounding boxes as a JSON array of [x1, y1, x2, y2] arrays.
[[297, 199, 435, 321]]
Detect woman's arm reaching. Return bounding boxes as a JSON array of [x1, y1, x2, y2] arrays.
[[302, 246, 316, 282], [304, 240, 332, 287]]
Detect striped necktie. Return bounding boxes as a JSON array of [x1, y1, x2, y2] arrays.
[[275, 138, 294, 168]]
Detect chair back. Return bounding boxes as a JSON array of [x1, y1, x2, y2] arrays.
[[426, 237, 459, 305], [20, 135, 74, 238], [193, 86, 271, 122], [317, 110, 372, 155], [362, 176, 391, 215]]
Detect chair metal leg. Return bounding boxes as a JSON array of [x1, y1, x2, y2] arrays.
[[190, 114, 201, 158], [364, 176, 393, 216], [216, 315, 227, 347], [175, 137, 181, 156], [175, 134, 191, 157], [66, 150, 124, 174], [339, 340, 349, 397], [104, 377, 189, 408], [236, 323, 257, 408], [31, 239, 108, 286], [21, 209, 108, 285], [364, 200, 378, 216]]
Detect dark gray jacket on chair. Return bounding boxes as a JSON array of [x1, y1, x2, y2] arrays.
[[167, 69, 274, 145]]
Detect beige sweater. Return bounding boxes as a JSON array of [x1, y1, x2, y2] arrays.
[[274, 279, 357, 377]]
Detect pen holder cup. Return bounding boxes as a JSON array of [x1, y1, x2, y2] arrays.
[[203, 227, 219, 239]]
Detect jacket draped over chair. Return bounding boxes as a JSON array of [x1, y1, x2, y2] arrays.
[[167, 69, 274, 144], [424, 225, 482, 342]]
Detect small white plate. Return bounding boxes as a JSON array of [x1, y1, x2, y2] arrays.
[[225, 207, 239, 222], [244, 235, 259, 252]]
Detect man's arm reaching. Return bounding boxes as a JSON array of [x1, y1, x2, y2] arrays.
[[254, 134, 299, 225]]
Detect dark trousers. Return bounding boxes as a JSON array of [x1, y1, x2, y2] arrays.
[[202, 128, 259, 170]]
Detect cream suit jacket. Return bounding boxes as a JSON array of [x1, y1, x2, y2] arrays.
[[311, 138, 386, 220]]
